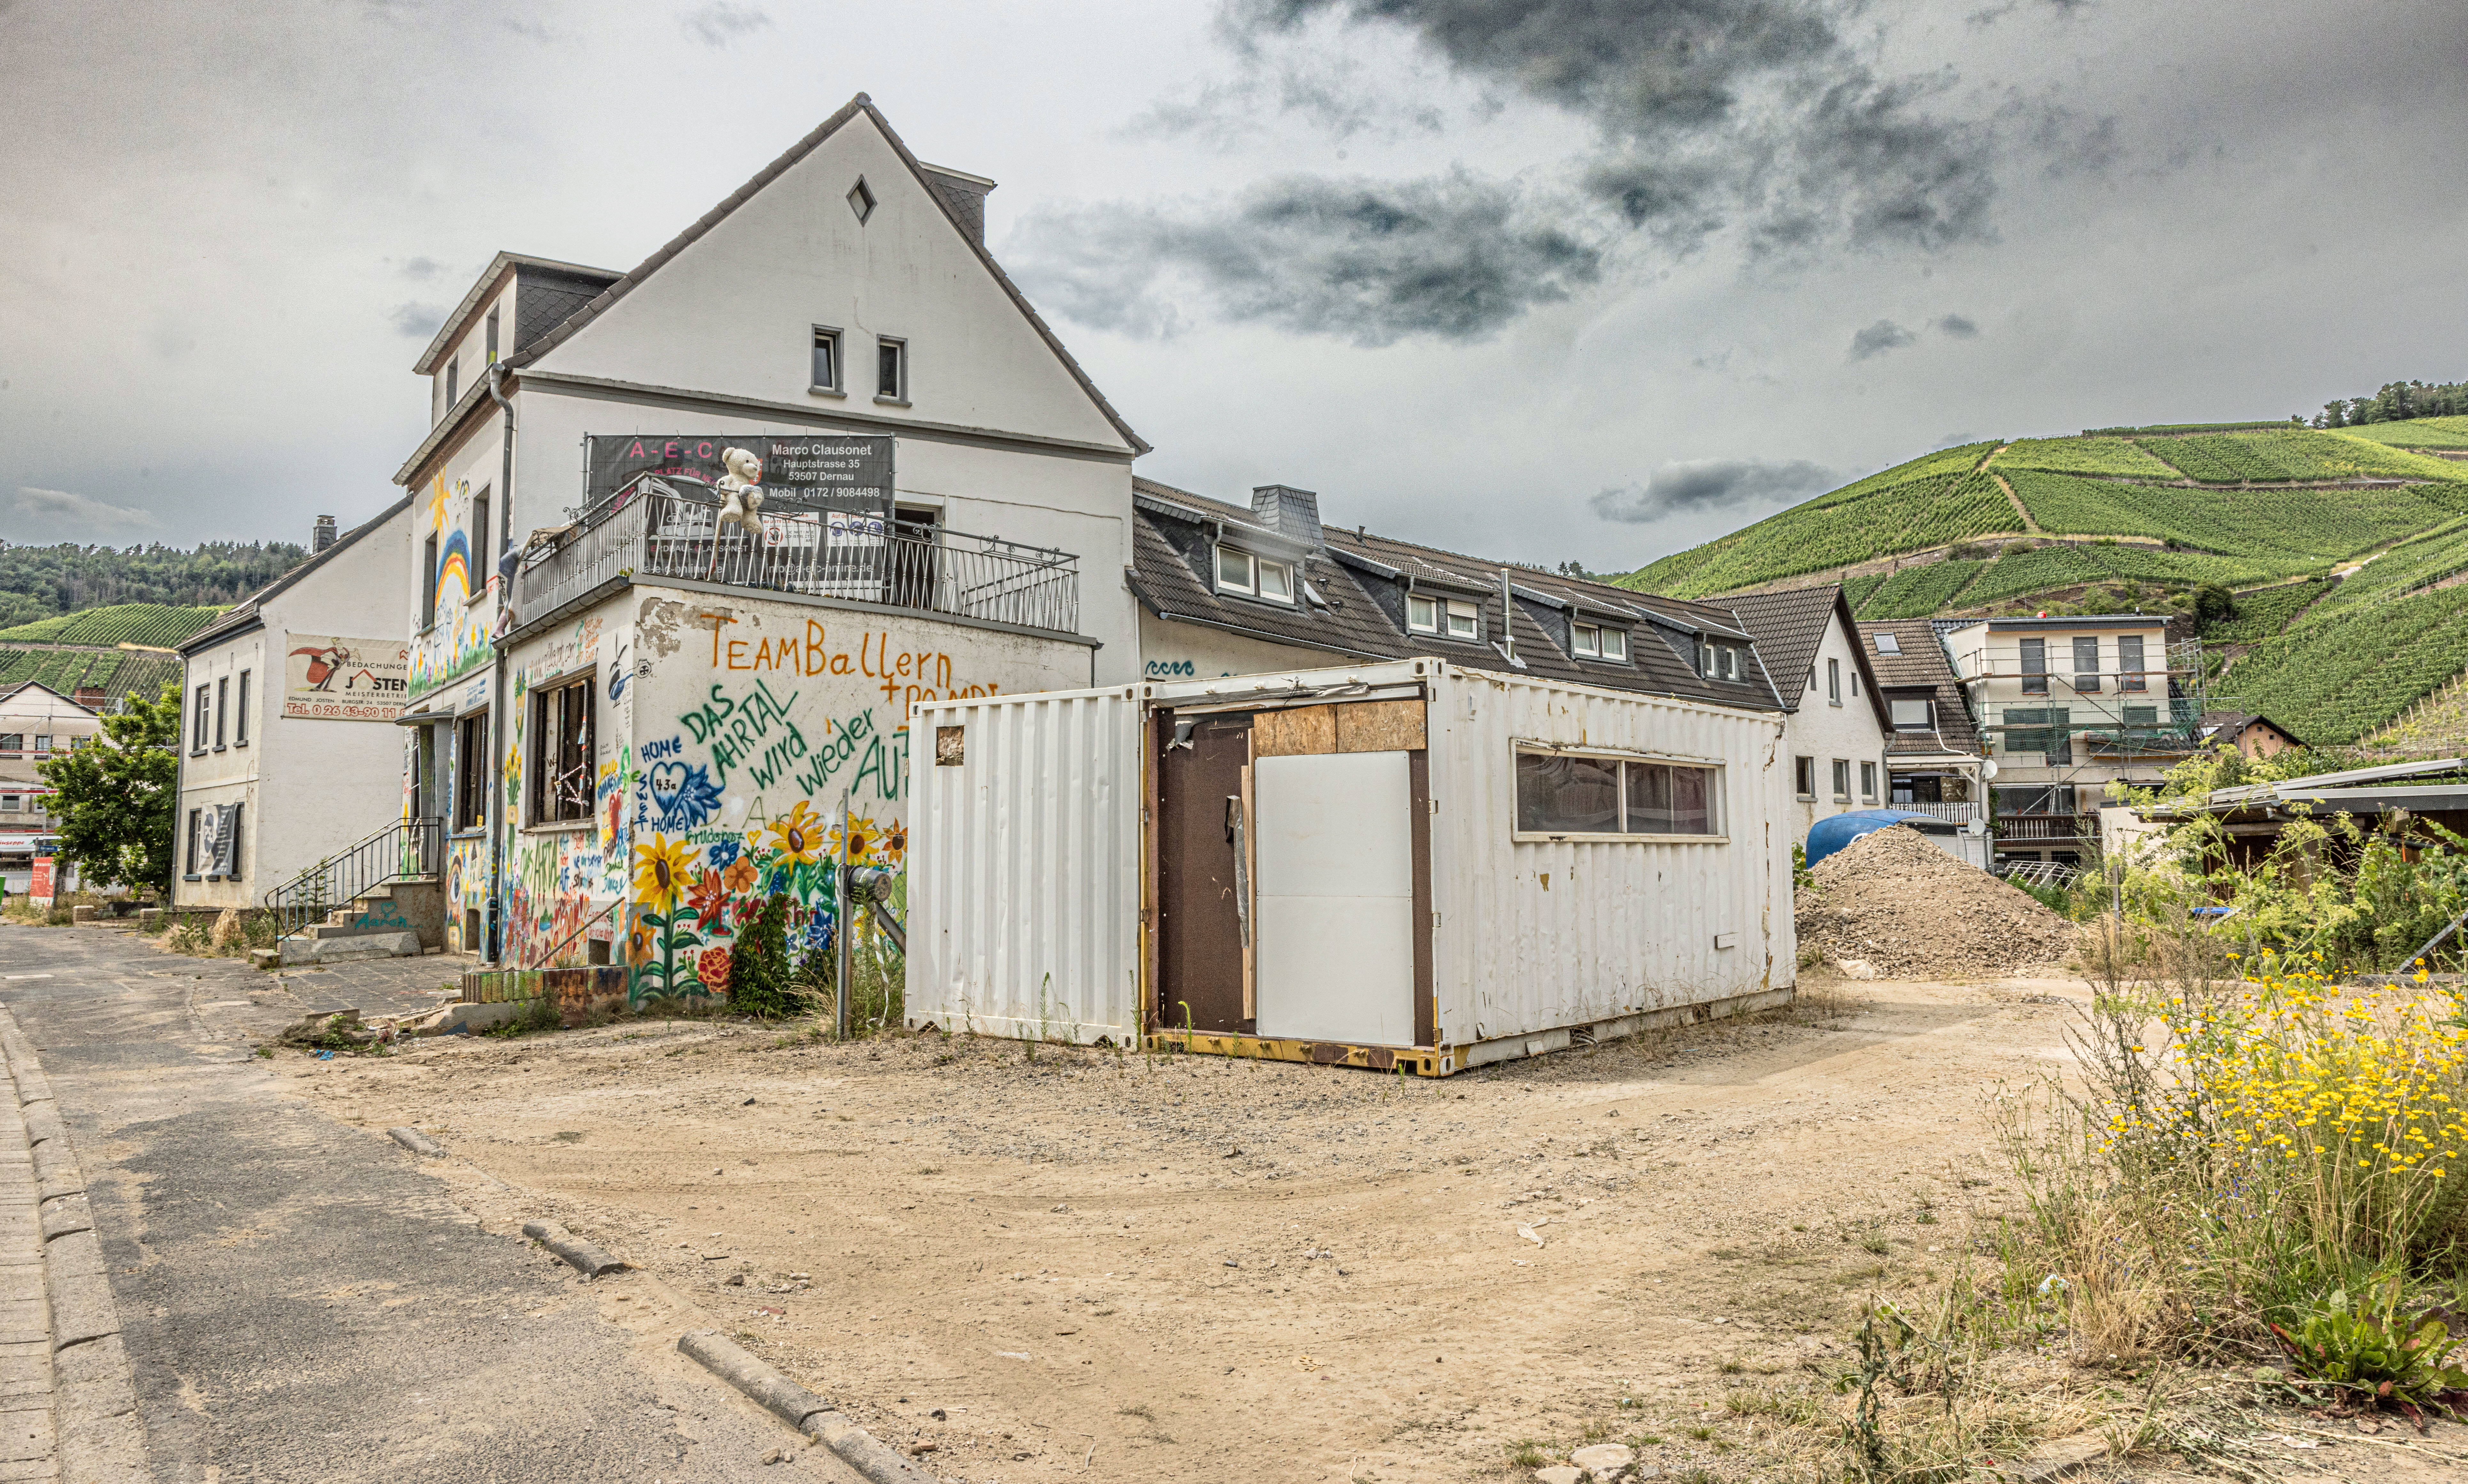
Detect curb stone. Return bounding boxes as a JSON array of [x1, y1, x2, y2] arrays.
[[677, 1330, 933, 1484], [0, 1001, 154, 1484], [519, 1220, 630, 1278]]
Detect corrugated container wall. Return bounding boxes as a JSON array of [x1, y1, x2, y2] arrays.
[[908, 685, 1144, 1041], [1426, 668, 1795, 1062]]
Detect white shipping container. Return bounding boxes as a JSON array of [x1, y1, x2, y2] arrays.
[[908, 659, 1797, 1073]]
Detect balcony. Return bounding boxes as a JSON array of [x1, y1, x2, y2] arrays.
[[1996, 814, 2095, 842], [517, 482, 1081, 637], [1889, 801, 1984, 824]]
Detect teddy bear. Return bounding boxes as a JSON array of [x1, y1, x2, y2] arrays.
[[714, 446, 765, 537]]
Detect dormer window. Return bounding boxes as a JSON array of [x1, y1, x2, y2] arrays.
[[1571, 622, 1628, 662], [1701, 641, 1744, 680], [1409, 594, 1479, 640], [1215, 546, 1293, 604]]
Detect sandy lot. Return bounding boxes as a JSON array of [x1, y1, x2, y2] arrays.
[[269, 973, 2160, 1482]]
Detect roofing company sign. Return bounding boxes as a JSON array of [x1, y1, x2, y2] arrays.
[[584, 435, 895, 521], [283, 635, 411, 721]]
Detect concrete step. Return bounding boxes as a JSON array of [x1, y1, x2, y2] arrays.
[[275, 931, 423, 968]]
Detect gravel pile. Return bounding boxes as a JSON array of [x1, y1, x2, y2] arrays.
[[1796, 824, 2077, 979]]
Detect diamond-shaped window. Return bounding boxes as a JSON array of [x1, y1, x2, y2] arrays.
[[847, 177, 876, 224]]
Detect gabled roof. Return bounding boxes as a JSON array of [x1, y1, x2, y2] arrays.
[[182, 492, 417, 655], [1130, 480, 1785, 712], [0, 681, 91, 716], [411, 253, 624, 376], [1856, 618, 1981, 759], [2199, 710, 2299, 745], [1722, 584, 1890, 725], [502, 94, 1147, 455]]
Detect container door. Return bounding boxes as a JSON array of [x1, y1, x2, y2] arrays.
[[1155, 711, 1252, 1034], [1253, 750, 1417, 1046]]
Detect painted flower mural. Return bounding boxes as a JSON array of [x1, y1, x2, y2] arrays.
[[686, 867, 729, 930], [722, 856, 758, 895], [697, 945, 733, 993], [633, 835, 695, 910], [766, 801, 827, 863]]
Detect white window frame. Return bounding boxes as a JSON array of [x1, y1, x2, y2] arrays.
[[1407, 593, 1478, 638], [1794, 755, 1816, 800], [1828, 657, 1842, 705], [875, 335, 908, 404], [1569, 621, 1631, 662], [1860, 761, 1878, 800], [1215, 546, 1295, 606], [1874, 632, 1902, 655], [810, 325, 845, 395], [1831, 758, 1851, 802], [1510, 743, 1727, 844], [1890, 697, 1935, 732]]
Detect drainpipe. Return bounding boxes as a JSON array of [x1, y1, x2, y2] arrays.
[[1499, 568, 1515, 663], [484, 363, 516, 965]]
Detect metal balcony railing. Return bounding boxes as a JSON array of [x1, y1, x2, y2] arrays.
[[1996, 814, 2095, 842], [517, 479, 1081, 636], [1889, 801, 1984, 824]]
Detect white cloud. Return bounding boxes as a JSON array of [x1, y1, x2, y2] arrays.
[[12, 487, 160, 533]]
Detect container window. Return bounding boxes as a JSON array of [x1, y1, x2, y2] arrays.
[[1516, 748, 1721, 839], [1625, 761, 1716, 835]]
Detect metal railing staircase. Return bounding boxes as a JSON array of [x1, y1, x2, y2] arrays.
[[263, 816, 443, 942]]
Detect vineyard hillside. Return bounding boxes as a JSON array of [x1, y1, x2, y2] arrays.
[[1610, 416, 2468, 747], [0, 602, 225, 713]]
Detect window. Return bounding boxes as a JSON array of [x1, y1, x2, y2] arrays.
[[455, 710, 490, 831], [2003, 706, 2072, 764], [1860, 761, 1878, 800], [2020, 637, 2048, 695], [1890, 697, 1935, 732], [0, 734, 17, 753], [224, 804, 244, 880], [485, 306, 500, 363], [1995, 783, 2078, 816], [875, 337, 907, 401], [445, 356, 459, 407], [192, 685, 210, 752], [2073, 636, 2101, 693], [184, 808, 200, 878], [32, 734, 49, 755], [2122, 703, 2159, 745], [1874, 632, 1902, 655], [1794, 756, 1816, 798], [1831, 759, 1851, 801], [1600, 627, 1626, 661], [1407, 594, 1479, 638], [470, 489, 490, 586], [528, 675, 595, 825], [423, 532, 440, 626], [1569, 621, 1627, 660], [1445, 599, 1478, 638], [1701, 642, 1742, 680], [0, 796, 17, 812], [214, 676, 228, 750], [235, 671, 250, 745], [811, 327, 843, 392], [1828, 658, 1842, 705], [847, 176, 876, 223], [2118, 633, 2146, 692], [1514, 750, 1720, 838], [1214, 546, 1294, 605], [1850, 665, 1859, 696]]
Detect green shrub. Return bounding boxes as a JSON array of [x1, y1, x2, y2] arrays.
[[727, 894, 803, 1019]]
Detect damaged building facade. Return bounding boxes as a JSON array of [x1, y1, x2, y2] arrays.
[[361, 96, 1143, 995]]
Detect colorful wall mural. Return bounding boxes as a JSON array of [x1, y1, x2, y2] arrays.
[[407, 474, 498, 702]]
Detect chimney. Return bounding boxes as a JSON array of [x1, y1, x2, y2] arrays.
[[73, 686, 104, 711], [920, 164, 996, 246], [314, 514, 337, 553], [1249, 485, 1323, 548]]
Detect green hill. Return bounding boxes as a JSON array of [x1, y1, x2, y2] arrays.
[[1615, 417, 2468, 746], [0, 603, 223, 650]]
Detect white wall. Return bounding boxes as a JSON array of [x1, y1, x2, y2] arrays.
[[1137, 613, 1349, 680], [1776, 609, 1893, 846]]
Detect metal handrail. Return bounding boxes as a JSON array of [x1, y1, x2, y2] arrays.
[[262, 816, 443, 939], [522, 897, 619, 970], [518, 481, 1081, 636]]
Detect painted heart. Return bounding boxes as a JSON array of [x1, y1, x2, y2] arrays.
[[646, 761, 688, 818]]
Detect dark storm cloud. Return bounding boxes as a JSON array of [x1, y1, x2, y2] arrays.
[[1130, 54, 1447, 146], [1935, 313, 1980, 338], [1847, 318, 1916, 359], [1589, 458, 1835, 522], [1008, 172, 1600, 346]]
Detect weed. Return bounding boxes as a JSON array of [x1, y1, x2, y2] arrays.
[[1503, 1439, 1549, 1468], [1861, 1235, 1892, 1256]]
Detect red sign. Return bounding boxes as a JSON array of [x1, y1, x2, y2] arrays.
[[28, 857, 53, 906]]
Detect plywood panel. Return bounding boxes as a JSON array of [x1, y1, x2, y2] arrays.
[[1253, 704, 1337, 757], [1335, 698, 1427, 753]]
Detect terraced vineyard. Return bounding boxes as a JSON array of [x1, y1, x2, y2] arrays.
[[0, 603, 222, 650], [0, 648, 183, 709], [1858, 560, 1986, 619], [2210, 586, 2468, 744], [1997, 437, 2181, 479]]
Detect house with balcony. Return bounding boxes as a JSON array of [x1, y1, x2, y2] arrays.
[[356, 95, 1141, 987], [1938, 615, 2196, 869], [1855, 619, 1987, 825]]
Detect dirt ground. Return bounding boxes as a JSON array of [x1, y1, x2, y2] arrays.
[[279, 975, 2468, 1483]]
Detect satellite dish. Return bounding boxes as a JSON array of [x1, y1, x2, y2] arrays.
[[1980, 759, 2000, 781], [1967, 819, 1988, 836]]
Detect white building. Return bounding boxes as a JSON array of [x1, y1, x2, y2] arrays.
[[1939, 614, 2193, 868], [0, 683, 102, 895], [171, 506, 415, 923], [379, 95, 1146, 982], [1722, 586, 1895, 845]]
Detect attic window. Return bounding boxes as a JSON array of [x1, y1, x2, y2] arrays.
[[1409, 594, 1479, 640], [1874, 632, 1903, 655], [847, 177, 877, 224], [1215, 546, 1292, 604], [1701, 641, 1744, 681], [1571, 622, 1627, 662]]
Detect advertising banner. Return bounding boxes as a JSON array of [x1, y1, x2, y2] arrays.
[[28, 856, 52, 907], [584, 434, 895, 520], [283, 636, 412, 720]]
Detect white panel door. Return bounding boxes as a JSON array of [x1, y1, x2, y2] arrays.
[[1253, 751, 1416, 1045]]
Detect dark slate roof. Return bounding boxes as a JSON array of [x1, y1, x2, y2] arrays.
[[1856, 618, 1981, 758], [1721, 584, 1891, 726], [182, 492, 417, 655], [503, 95, 1147, 456], [1129, 480, 1785, 712], [412, 253, 623, 376]]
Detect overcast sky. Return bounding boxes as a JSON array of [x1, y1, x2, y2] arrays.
[[4, 0, 2464, 572]]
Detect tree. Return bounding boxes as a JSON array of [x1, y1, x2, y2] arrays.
[[2192, 583, 2236, 628], [37, 682, 181, 896]]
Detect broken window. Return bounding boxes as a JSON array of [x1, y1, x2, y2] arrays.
[[529, 675, 595, 825]]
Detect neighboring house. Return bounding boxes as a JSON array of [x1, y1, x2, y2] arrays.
[[0, 682, 102, 894], [2198, 711, 2300, 758], [1129, 479, 1789, 712], [1724, 585, 1893, 844], [171, 505, 415, 921], [1939, 614, 2191, 868], [384, 95, 1145, 980], [1856, 619, 1987, 816]]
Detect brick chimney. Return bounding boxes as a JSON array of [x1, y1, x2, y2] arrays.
[[314, 514, 337, 553], [1250, 485, 1323, 547]]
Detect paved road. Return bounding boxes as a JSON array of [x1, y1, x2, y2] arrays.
[[0, 923, 814, 1482]]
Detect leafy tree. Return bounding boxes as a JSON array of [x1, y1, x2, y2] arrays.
[[2192, 582, 2236, 628], [37, 682, 181, 895]]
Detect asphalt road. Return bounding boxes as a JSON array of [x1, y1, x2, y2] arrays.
[[0, 923, 817, 1482]]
